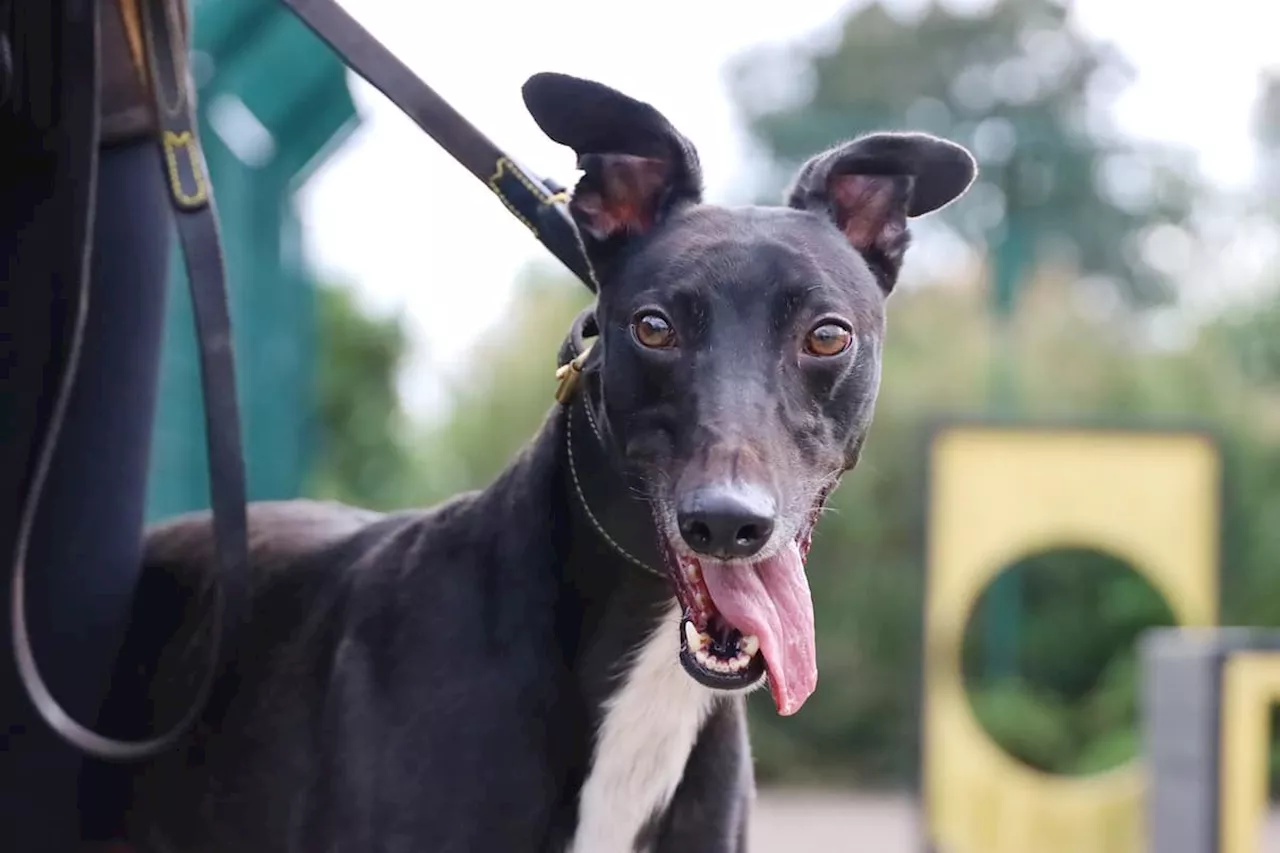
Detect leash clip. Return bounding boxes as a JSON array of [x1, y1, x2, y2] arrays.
[[555, 339, 594, 405]]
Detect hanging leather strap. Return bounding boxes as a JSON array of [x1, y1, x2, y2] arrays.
[[16, 0, 597, 763], [11, 0, 250, 762]]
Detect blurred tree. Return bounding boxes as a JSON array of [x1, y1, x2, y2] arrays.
[[413, 265, 594, 503], [1255, 72, 1280, 200], [961, 547, 1176, 775], [1190, 74, 1280, 388], [1207, 300, 1280, 387], [727, 0, 1202, 307], [306, 281, 418, 510]]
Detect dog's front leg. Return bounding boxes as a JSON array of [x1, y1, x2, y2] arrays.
[[650, 698, 754, 853]]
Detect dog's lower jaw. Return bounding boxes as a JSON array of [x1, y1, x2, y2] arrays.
[[678, 621, 767, 692]]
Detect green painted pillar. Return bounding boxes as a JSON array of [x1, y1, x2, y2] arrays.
[[981, 216, 1031, 682], [981, 144, 1039, 682], [145, 4, 360, 521]]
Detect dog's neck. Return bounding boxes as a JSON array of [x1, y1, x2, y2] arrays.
[[551, 380, 720, 853], [550, 373, 679, 694]]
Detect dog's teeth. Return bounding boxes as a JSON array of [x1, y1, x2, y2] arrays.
[[694, 591, 709, 609], [741, 635, 760, 658], [686, 617, 706, 650], [684, 561, 701, 581], [695, 649, 712, 667], [729, 657, 743, 672]]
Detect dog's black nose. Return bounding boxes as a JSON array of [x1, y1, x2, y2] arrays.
[[677, 486, 776, 559]]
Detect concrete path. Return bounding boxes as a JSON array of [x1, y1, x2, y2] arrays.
[[749, 789, 1280, 853], [750, 790, 920, 853]]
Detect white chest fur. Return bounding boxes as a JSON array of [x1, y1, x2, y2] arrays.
[[568, 602, 717, 853]]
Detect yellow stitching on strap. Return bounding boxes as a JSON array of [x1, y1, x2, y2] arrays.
[[486, 156, 563, 233], [483, 157, 535, 233], [163, 130, 209, 207], [488, 158, 603, 292]]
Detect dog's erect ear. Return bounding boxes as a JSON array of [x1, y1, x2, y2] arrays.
[[523, 73, 702, 258], [786, 133, 977, 292]]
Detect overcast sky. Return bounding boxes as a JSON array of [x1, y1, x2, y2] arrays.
[[296, 0, 1279, 419]]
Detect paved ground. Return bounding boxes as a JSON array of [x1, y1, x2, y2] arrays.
[[751, 790, 920, 852], [749, 789, 1280, 852]]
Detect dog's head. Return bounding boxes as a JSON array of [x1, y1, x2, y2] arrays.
[[525, 73, 976, 715]]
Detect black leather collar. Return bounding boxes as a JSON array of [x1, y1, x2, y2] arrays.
[[559, 310, 667, 579]]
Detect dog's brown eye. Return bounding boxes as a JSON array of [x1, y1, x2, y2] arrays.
[[804, 322, 853, 357], [633, 312, 676, 349]]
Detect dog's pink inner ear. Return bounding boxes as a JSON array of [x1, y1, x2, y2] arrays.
[[829, 172, 914, 258], [571, 154, 672, 240]]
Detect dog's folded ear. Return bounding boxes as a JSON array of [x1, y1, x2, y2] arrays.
[[785, 133, 977, 293], [523, 73, 703, 261]]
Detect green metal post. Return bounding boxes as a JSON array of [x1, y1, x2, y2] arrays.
[[145, 5, 359, 521], [981, 153, 1034, 683]]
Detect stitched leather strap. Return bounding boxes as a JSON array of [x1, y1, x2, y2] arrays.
[[11, 0, 250, 762], [275, 0, 595, 292]]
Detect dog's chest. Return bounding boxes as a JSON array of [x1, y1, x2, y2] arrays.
[[567, 602, 716, 853]]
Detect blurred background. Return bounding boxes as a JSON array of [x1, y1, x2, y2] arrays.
[[152, 0, 1279, 848]]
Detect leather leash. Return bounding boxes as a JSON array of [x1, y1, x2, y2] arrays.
[[276, 0, 596, 292], [14, 0, 599, 762], [12, 0, 248, 762]]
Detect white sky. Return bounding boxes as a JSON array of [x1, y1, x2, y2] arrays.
[[293, 0, 1280, 419]]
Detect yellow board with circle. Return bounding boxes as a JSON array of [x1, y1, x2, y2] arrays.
[[921, 423, 1221, 853], [1219, 651, 1280, 853]]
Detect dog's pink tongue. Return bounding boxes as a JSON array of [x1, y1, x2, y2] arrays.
[[699, 542, 817, 716]]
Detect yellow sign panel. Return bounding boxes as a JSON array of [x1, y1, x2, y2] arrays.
[[1219, 652, 1280, 853], [923, 424, 1221, 853]]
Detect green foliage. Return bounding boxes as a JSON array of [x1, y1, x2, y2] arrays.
[[960, 549, 1174, 776], [727, 0, 1202, 307], [409, 266, 594, 505], [305, 281, 419, 509], [969, 680, 1076, 772], [1207, 299, 1280, 387]]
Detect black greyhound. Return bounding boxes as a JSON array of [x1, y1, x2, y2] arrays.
[[83, 73, 976, 853]]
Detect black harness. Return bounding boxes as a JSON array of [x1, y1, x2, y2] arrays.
[[10, 0, 597, 762]]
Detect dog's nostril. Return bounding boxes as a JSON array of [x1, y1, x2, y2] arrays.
[[681, 519, 714, 549], [735, 523, 769, 548], [676, 487, 776, 559]]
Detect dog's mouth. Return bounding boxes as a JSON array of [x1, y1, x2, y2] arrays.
[[661, 489, 830, 716]]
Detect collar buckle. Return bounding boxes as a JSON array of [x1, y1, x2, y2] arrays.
[[554, 339, 595, 405]]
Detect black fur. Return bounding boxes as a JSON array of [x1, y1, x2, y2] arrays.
[[79, 73, 976, 853]]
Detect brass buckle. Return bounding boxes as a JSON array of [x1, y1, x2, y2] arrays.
[[554, 339, 594, 405]]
